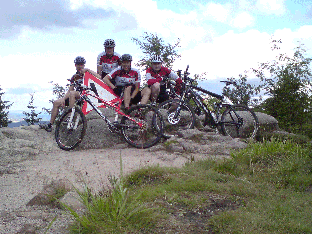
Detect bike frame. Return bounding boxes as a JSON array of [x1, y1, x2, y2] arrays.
[[174, 75, 240, 128], [188, 86, 247, 130], [68, 87, 144, 131]]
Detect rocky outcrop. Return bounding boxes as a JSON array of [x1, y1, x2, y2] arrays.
[[0, 109, 281, 167], [255, 112, 279, 136], [0, 125, 59, 165]]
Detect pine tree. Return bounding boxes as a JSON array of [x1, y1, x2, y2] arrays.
[[0, 86, 12, 128], [23, 93, 42, 126]]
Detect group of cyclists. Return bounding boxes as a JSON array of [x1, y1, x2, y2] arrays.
[[40, 39, 182, 132]]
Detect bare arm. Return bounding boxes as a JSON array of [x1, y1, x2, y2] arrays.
[[81, 68, 102, 79], [103, 74, 116, 89], [97, 65, 102, 75]]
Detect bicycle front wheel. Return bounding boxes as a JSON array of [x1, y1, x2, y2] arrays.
[[121, 104, 163, 149], [55, 107, 87, 151], [158, 99, 195, 139], [221, 105, 258, 139]]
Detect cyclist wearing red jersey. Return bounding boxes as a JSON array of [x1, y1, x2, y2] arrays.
[[97, 39, 121, 79], [143, 55, 182, 104], [40, 56, 101, 132], [103, 54, 150, 111]]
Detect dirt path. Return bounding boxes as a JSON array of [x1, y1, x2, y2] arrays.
[[1, 148, 190, 210], [0, 147, 193, 233]]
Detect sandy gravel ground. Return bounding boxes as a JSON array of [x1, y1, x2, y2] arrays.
[[0, 147, 189, 211]]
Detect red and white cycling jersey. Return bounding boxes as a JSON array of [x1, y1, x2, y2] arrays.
[[109, 67, 141, 87], [146, 66, 179, 86], [97, 52, 121, 74]]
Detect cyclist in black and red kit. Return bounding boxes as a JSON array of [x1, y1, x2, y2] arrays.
[[142, 55, 182, 104], [39, 56, 101, 132], [97, 39, 121, 79], [103, 54, 150, 111]]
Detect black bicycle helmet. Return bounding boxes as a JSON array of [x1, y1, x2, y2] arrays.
[[120, 54, 132, 61], [104, 39, 116, 48], [74, 56, 86, 64]]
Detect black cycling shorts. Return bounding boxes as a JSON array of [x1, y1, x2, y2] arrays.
[[65, 98, 69, 106], [113, 85, 141, 105], [156, 84, 169, 103], [101, 71, 109, 79]]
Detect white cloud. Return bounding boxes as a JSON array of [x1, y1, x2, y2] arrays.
[[173, 25, 312, 81], [231, 12, 255, 29], [256, 0, 286, 15], [2, 0, 312, 113], [173, 29, 273, 80], [203, 2, 230, 23]]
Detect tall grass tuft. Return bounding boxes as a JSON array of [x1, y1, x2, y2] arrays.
[[215, 138, 312, 191], [64, 155, 155, 233]]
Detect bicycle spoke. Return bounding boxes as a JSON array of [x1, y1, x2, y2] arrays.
[[158, 99, 195, 139], [221, 105, 258, 139], [121, 104, 163, 148], [55, 107, 87, 150]]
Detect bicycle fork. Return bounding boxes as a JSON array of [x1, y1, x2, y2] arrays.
[[67, 107, 81, 130]]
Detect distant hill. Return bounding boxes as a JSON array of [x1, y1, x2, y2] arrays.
[[7, 110, 50, 128], [8, 121, 48, 128]]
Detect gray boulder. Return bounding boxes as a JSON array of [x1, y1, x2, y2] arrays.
[[76, 118, 125, 150], [255, 112, 279, 137]]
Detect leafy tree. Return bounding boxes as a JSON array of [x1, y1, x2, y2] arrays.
[[132, 32, 181, 69], [222, 74, 261, 107], [0, 86, 12, 128], [253, 40, 312, 132], [23, 93, 42, 126]]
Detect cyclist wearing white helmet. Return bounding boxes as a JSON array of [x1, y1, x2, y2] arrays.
[[143, 55, 182, 104], [39, 56, 101, 132], [103, 54, 150, 111], [97, 39, 121, 79]]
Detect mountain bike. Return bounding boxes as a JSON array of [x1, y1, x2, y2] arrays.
[[54, 75, 164, 150], [158, 66, 259, 139]]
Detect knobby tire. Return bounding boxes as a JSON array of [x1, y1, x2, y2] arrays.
[[158, 99, 195, 139], [121, 104, 163, 149], [221, 104, 258, 139], [55, 107, 87, 151]]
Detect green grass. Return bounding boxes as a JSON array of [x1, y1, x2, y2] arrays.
[[65, 139, 312, 233]]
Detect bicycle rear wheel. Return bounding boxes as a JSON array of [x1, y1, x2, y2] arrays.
[[55, 107, 87, 151], [121, 104, 163, 149], [221, 105, 258, 139], [158, 99, 195, 139]]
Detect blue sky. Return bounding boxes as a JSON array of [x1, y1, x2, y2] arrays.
[[1, 0, 312, 112]]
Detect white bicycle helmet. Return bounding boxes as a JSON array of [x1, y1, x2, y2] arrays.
[[151, 55, 162, 63]]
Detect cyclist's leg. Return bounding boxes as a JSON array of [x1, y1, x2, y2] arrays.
[[131, 91, 142, 105], [140, 87, 151, 104], [123, 86, 133, 109], [50, 98, 69, 124], [69, 91, 80, 108], [150, 82, 161, 102]]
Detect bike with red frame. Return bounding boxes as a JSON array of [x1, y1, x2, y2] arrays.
[[54, 74, 164, 150]]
